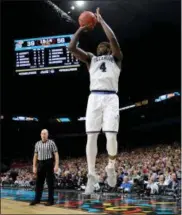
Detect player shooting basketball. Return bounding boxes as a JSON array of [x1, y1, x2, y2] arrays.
[[68, 8, 123, 194]]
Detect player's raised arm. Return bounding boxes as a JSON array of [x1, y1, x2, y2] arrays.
[[95, 8, 123, 62], [68, 26, 94, 65]]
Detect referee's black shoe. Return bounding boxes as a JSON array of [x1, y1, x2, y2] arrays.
[[29, 200, 40, 206], [44, 201, 54, 206]]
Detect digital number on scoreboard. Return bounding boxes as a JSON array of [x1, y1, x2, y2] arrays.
[[15, 35, 80, 76]]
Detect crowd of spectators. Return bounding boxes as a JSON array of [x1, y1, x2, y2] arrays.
[[1, 142, 181, 197]]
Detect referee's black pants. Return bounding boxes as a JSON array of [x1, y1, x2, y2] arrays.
[[35, 158, 54, 203]]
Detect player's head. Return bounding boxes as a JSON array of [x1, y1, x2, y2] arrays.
[[97, 42, 111, 56]]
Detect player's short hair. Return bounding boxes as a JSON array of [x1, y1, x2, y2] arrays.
[[98, 42, 111, 49]]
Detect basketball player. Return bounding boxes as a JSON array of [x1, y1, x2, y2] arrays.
[[68, 8, 123, 194]]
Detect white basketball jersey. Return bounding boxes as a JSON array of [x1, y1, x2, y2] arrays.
[[89, 55, 121, 92]]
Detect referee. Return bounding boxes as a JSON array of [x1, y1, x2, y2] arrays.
[[30, 129, 59, 206]]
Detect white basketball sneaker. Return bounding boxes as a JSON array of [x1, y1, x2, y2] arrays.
[[84, 174, 99, 195], [105, 166, 117, 187]]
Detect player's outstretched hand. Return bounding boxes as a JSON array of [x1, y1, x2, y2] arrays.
[[95, 8, 103, 23]]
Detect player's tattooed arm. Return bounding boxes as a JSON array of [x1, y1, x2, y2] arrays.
[[68, 26, 94, 65], [95, 8, 123, 62]]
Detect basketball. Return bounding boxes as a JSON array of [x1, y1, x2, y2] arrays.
[[78, 11, 97, 29]]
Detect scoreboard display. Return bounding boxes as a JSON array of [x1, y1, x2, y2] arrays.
[[15, 34, 80, 76]]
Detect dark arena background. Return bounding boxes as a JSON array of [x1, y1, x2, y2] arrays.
[[1, 0, 181, 214]]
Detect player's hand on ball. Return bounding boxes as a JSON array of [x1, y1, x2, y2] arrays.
[[79, 24, 92, 32], [33, 166, 37, 174], [95, 8, 103, 23]]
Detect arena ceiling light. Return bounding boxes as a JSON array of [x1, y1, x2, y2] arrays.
[[75, 1, 85, 7], [71, 6, 75, 10]]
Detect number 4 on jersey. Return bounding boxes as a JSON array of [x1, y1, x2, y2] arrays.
[[100, 62, 107, 72]]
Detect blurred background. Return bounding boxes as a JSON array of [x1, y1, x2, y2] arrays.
[[1, 0, 181, 168]]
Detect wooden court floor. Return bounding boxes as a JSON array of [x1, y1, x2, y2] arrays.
[[1, 199, 91, 214]]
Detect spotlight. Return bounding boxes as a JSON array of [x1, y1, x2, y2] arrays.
[[76, 1, 85, 7], [68, 11, 71, 14], [71, 6, 75, 10]]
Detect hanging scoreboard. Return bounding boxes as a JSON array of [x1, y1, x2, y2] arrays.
[[15, 34, 80, 76]]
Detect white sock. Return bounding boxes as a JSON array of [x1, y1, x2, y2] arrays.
[[86, 133, 99, 175], [106, 133, 117, 169]]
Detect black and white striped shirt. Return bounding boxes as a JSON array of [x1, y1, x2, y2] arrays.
[[34, 139, 58, 161]]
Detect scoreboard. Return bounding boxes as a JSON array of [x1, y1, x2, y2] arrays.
[[15, 34, 80, 76]]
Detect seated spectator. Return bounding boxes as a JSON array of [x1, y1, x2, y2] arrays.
[[119, 176, 132, 192], [164, 171, 172, 185], [168, 173, 179, 190], [131, 170, 141, 183], [157, 175, 169, 194], [146, 176, 159, 194], [158, 175, 169, 186], [130, 178, 144, 193]]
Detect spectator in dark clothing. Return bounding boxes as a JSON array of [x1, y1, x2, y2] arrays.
[[168, 173, 179, 190]]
